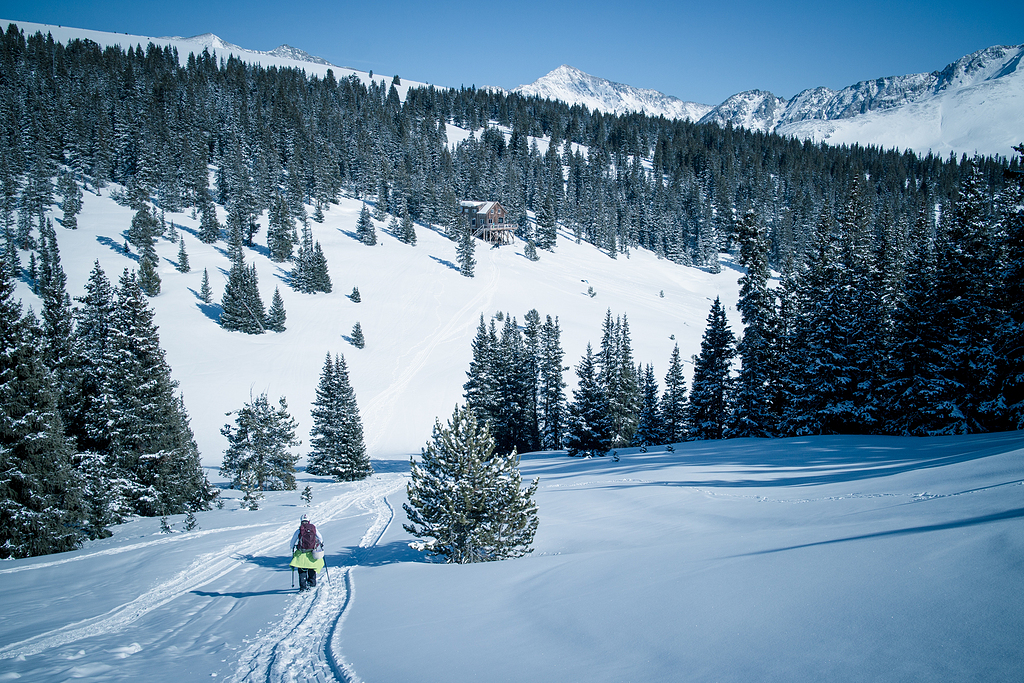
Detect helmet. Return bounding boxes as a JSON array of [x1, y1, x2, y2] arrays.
[[300, 513, 310, 523]]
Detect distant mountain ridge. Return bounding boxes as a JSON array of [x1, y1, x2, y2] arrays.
[[517, 45, 1024, 157]]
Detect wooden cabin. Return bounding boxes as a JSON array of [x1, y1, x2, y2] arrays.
[[460, 200, 516, 244]]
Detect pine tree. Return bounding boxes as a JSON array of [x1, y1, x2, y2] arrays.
[[307, 354, 372, 481], [537, 315, 567, 449], [400, 201, 417, 245], [536, 189, 557, 249], [351, 322, 365, 348], [659, 345, 688, 443], [220, 260, 266, 334], [687, 297, 736, 440], [220, 393, 300, 491], [267, 191, 296, 262], [457, 214, 476, 277], [198, 192, 221, 244], [356, 203, 376, 246], [632, 364, 664, 447], [403, 405, 538, 564], [565, 344, 612, 456], [200, 268, 213, 304], [350, 286, 361, 303], [729, 209, 777, 437], [176, 236, 190, 273], [266, 287, 287, 332], [464, 315, 498, 428], [0, 261, 85, 558], [138, 246, 161, 296], [128, 206, 160, 252], [58, 171, 83, 230]]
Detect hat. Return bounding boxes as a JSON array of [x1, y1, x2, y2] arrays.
[[300, 513, 310, 523]]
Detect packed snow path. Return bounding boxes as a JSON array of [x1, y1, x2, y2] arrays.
[[0, 473, 407, 681]]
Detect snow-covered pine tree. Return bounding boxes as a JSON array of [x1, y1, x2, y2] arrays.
[[350, 286, 361, 303], [659, 345, 688, 444], [536, 189, 557, 249], [351, 322, 365, 348], [220, 259, 266, 334], [198, 192, 221, 244], [0, 260, 85, 558], [306, 353, 372, 481], [138, 244, 161, 296], [565, 344, 612, 456], [356, 203, 376, 245], [457, 214, 476, 277], [686, 297, 736, 440], [403, 404, 538, 564], [632, 364, 664, 447], [728, 209, 777, 438], [310, 241, 332, 293], [997, 144, 1024, 428], [220, 393, 300, 491], [200, 268, 213, 304], [464, 314, 498, 428], [128, 206, 160, 252], [57, 171, 82, 230], [266, 287, 286, 332], [267, 191, 296, 262], [176, 235, 190, 273], [400, 201, 417, 245], [538, 315, 567, 450]]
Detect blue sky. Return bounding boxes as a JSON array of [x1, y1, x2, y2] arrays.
[[0, 0, 1021, 104]]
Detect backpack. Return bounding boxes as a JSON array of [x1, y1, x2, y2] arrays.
[[298, 521, 318, 550]]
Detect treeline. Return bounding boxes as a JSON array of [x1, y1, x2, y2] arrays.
[[505, 155, 1024, 455], [2, 22, 1017, 280]]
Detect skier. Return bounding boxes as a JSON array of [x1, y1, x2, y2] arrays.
[[289, 513, 325, 591]]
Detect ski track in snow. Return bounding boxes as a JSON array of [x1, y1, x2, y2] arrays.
[[0, 474, 407, 667], [0, 523, 278, 575], [229, 476, 403, 683], [363, 258, 499, 454]]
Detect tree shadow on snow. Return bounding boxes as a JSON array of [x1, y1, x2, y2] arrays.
[[429, 255, 459, 272], [331, 540, 428, 567], [191, 588, 296, 599], [191, 296, 222, 323], [518, 432, 1024, 489], [370, 459, 411, 474], [96, 235, 139, 262]]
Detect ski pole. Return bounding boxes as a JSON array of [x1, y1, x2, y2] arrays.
[[291, 566, 295, 588]]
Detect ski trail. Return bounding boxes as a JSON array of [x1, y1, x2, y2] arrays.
[[0, 475, 405, 662], [0, 523, 278, 575], [228, 476, 404, 683], [364, 258, 499, 453]]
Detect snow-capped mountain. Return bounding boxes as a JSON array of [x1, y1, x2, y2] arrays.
[[516, 46, 1024, 157], [514, 65, 713, 122], [171, 32, 336, 68]]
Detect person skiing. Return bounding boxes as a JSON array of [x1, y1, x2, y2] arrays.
[[289, 513, 325, 591]]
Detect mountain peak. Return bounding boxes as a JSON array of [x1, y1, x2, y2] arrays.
[[514, 66, 713, 122]]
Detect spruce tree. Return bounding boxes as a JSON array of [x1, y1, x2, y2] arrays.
[[633, 364, 664, 447], [267, 191, 296, 262], [729, 209, 777, 438], [538, 315, 567, 450], [686, 297, 736, 440], [220, 393, 300, 491], [200, 268, 213, 304], [356, 203, 376, 245], [220, 259, 266, 334], [660, 345, 688, 444], [350, 286, 361, 303], [176, 236, 190, 273], [267, 287, 287, 332], [0, 261, 85, 558], [198, 192, 221, 244], [565, 344, 612, 456], [351, 322, 365, 348], [58, 171, 83, 230], [307, 354, 372, 481], [403, 405, 538, 563], [400, 201, 417, 245], [457, 214, 476, 277]]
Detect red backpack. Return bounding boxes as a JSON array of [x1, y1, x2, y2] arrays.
[[298, 521, 318, 550]]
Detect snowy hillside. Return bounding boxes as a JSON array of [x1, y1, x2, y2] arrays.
[[10, 186, 741, 465], [514, 65, 714, 122], [2, 429, 1021, 681]]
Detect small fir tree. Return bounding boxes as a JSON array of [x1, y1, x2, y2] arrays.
[[220, 393, 300, 491], [267, 287, 287, 332], [457, 215, 476, 277], [306, 353, 372, 481], [301, 485, 312, 506], [350, 286, 361, 303], [356, 203, 376, 245], [200, 268, 213, 304], [687, 297, 736, 440], [350, 322, 365, 348], [403, 405, 539, 564], [564, 344, 612, 456], [176, 235, 190, 273]]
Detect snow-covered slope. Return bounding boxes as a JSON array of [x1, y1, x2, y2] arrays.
[[2, 429, 1021, 681], [515, 65, 714, 122], [0, 19, 426, 95]]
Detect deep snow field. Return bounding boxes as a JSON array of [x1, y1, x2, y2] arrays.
[[1, 187, 1022, 681], [0, 434, 1022, 681]]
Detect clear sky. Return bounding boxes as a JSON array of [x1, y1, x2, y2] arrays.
[[0, 0, 1021, 105]]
